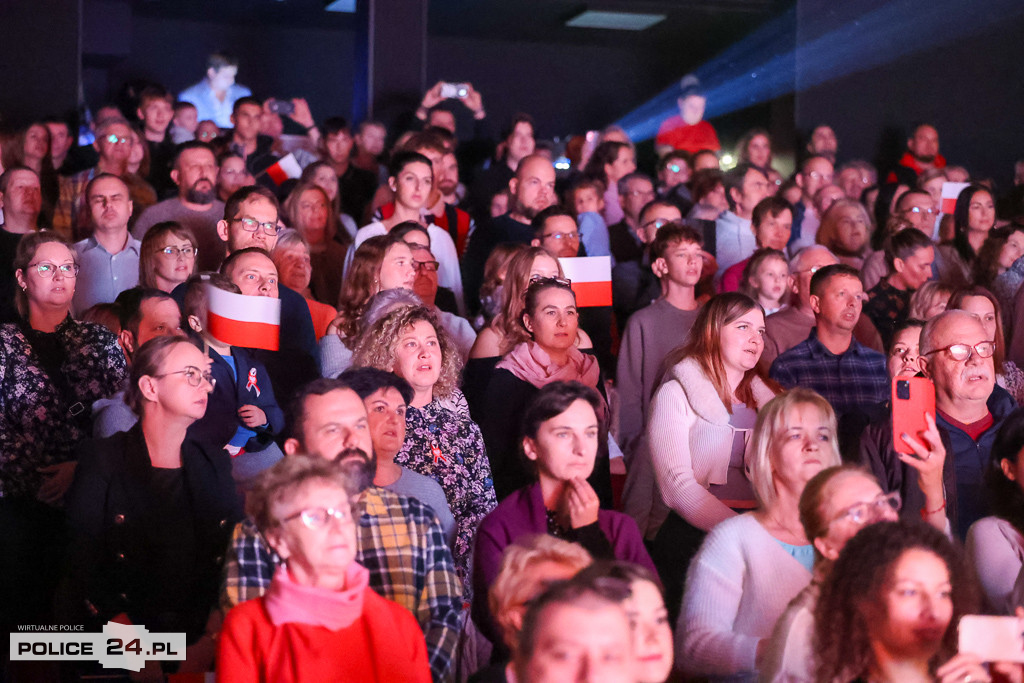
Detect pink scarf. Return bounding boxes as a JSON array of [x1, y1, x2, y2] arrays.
[[263, 563, 370, 631], [496, 341, 600, 389]]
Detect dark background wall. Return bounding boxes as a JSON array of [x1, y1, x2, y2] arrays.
[[794, 0, 1024, 188]]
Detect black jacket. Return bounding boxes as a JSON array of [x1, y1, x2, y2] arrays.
[[64, 424, 243, 640]]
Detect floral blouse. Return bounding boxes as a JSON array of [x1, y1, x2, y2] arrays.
[[0, 317, 128, 499], [394, 389, 497, 598]]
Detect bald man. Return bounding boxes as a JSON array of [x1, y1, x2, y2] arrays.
[[463, 154, 557, 313], [859, 310, 1015, 539]]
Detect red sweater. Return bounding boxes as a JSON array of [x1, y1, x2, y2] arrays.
[[217, 588, 431, 683]]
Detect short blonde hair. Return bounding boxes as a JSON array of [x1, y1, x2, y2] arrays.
[[489, 535, 592, 650], [746, 388, 841, 509], [351, 304, 462, 399]]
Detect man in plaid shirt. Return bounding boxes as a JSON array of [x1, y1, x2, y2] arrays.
[[770, 263, 888, 418], [220, 379, 462, 682]]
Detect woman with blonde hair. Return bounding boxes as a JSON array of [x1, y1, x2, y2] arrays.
[[353, 304, 496, 592], [283, 180, 348, 306], [815, 198, 875, 270], [679, 388, 841, 680], [908, 280, 954, 320]]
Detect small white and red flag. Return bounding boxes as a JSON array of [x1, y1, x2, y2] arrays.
[[558, 256, 612, 308], [941, 182, 970, 215], [262, 153, 302, 186], [205, 284, 281, 351]]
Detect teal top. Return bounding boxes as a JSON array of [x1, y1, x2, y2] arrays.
[[775, 539, 815, 573]]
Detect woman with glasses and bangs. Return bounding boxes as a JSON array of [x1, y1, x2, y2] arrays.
[[0, 231, 127, 638], [138, 220, 199, 293], [64, 335, 242, 675]]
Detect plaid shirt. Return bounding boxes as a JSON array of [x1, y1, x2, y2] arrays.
[[769, 327, 889, 418], [220, 486, 462, 683]]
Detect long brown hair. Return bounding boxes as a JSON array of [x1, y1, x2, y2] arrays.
[[335, 233, 406, 346], [283, 180, 348, 248], [138, 221, 198, 290], [492, 246, 565, 355], [660, 292, 780, 412]]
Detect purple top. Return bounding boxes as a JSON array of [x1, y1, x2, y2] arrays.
[[471, 482, 655, 641]]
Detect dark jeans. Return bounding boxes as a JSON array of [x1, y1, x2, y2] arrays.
[[646, 511, 707, 625]]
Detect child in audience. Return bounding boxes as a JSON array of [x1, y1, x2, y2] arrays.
[[183, 273, 285, 484], [570, 177, 606, 217], [741, 247, 790, 314], [170, 101, 199, 143]]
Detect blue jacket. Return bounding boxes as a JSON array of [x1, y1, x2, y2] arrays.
[[860, 384, 1016, 539], [190, 346, 285, 453]]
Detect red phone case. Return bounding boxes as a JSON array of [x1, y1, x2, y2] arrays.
[[892, 376, 936, 455]]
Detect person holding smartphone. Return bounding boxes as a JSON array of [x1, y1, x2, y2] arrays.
[[859, 309, 1015, 539]]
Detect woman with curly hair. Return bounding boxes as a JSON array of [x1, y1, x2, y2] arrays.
[[353, 304, 496, 591], [814, 520, 984, 683], [319, 233, 415, 378]]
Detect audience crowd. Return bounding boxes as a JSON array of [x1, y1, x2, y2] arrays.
[[5, 50, 1024, 683]]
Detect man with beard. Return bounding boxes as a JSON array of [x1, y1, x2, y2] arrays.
[[220, 378, 462, 683], [73, 173, 141, 314], [463, 153, 557, 313], [887, 123, 947, 186], [133, 141, 225, 271]]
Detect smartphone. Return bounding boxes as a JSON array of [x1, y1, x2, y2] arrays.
[[269, 100, 295, 116], [440, 82, 469, 99], [959, 615, 1024, 663], [892, 376, 935, 455]]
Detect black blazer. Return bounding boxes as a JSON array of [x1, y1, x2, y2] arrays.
[[64, 424, 243, 640]]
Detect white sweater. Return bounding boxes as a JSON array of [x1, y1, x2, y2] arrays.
[[647, 357, 778, 531], [965, 516, 1024, 614], [680, 514, 813, 678]]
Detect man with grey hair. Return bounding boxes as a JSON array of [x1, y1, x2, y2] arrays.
[[760, 245, 883, 369], [607, 172, 656, 259], [836, 159, 877, 201], [859, 309, 1015, 538]]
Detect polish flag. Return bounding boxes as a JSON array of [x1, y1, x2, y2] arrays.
[[205, 284, 281, 351], [941, 182, 970, 215], [558, 256, 612, 307], [262, 153, 302, 186]]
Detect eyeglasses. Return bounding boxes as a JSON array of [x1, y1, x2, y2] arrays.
[[793, 264, 824, 276], [542, 231, 579, 242], [830, 492, 902, 527], [666, 163, 685, 174], [153, 366, 216, 389], [279, 506, 353, 530], [104, 134, 130, 145], [413, 260, 439, 272], [923, 341, 996, 362], [641, 218, 679, 232], [233, 216, 281, 236], [28, 262, 80, 278], [626, 190, 656, 199], [529, 275, 572, 287], [906, 207, 937, 216], [159, 246, 197, 258]]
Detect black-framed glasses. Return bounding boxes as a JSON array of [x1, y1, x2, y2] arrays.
[[159, 245, 197, 258], [413, 260, 440, 272], [279, 506, 353, 530], [154, 366, 216, 389], [28, 262, 79, 278], [529, 275, 572, 287], [233, 216, 280, 236], [830, 492, 902, 527], [923, 341, 995, 362]]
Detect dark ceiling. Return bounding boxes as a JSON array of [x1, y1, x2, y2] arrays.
[[130, 0, 788, 54]]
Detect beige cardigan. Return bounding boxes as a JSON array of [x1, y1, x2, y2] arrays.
[[647, 357, 778, 532]]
